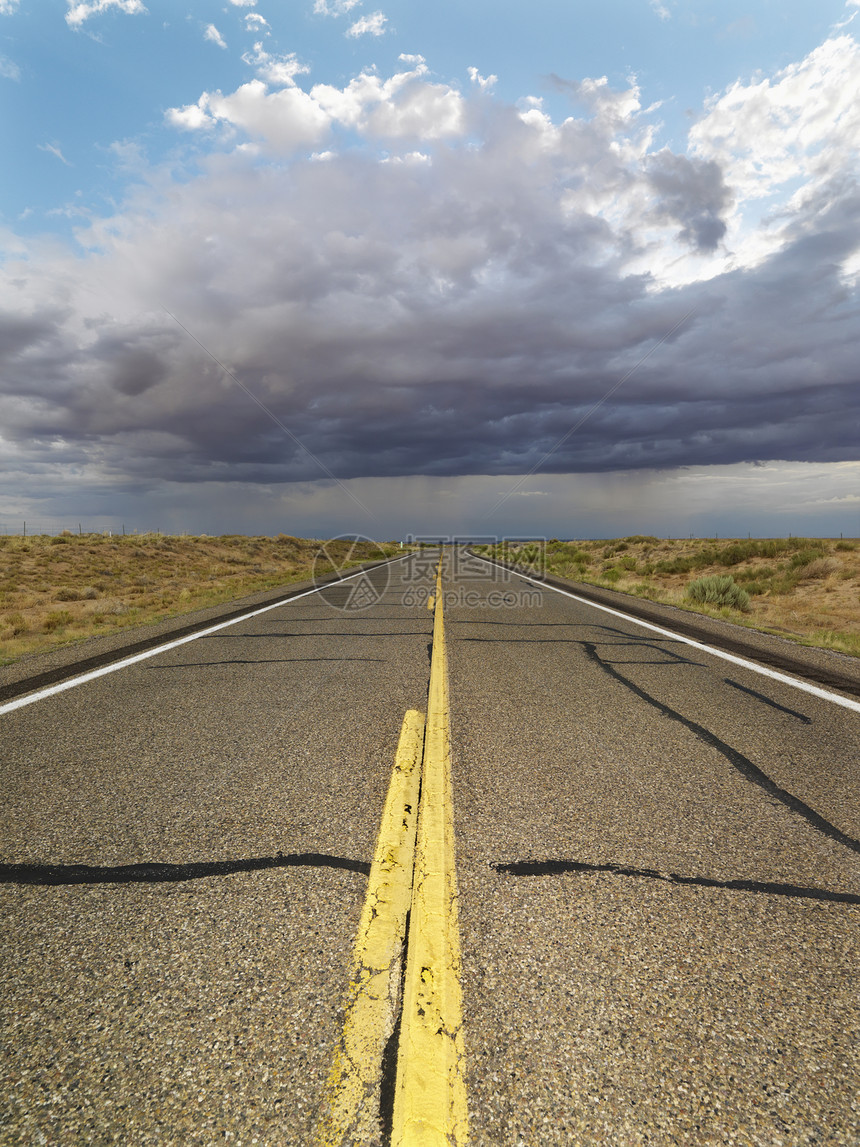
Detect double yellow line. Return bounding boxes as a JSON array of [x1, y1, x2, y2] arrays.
[[316, 560, 468, 1146]]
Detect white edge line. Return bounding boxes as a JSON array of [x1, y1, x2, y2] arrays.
[[1, 558, 408, 718], [473, 555, 860, 716]]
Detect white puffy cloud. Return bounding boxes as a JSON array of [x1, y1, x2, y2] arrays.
[[0, 1, 20, 15], [346, 11, 387, 37], [691, 35, 860, 202], [242, 42, 309, 86], [229, 0, 256, 6], [245, 13, 269, 29], [312, 58, 465, 139], [468, 66, 497, 91], [204, 24, 227, 50], [167, 85, 329, 153], [686, 34, 860, 276], [313, 0, 361, 15], [0, 54, 20, 79], [169, 56, 467, 150], [203, 81, 331, 152], [166, 100, 214, 131], [65, 0, 146, 27]]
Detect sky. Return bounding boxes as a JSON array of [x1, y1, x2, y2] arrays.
[[1, 0, 859, 540]]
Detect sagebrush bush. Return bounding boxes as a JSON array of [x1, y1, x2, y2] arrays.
[[685, 575, 750, 611], [796, 557, 837, 580]]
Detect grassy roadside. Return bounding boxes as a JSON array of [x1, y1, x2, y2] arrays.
[[0, 533, 399, 666], [475, 536, 860, 659]]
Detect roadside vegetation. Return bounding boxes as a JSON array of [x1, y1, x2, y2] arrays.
[[475, 536, 860, 658], [0, 533, 398, 665]]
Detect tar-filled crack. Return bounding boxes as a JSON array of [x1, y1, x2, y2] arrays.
[[0, 851, 371, 886], [492, 858, 860, 905], [581, 640, 860, 857], [723, 677, 813, 723]]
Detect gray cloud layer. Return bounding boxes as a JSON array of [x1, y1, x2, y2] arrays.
[[2, 45, 859, 499]]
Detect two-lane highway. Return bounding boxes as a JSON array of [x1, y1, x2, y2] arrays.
[[2, 550, 859, 1144]]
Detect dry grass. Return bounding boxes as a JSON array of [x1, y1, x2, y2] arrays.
[[479, 536, 860, 659], [0, 533, 398, 665]]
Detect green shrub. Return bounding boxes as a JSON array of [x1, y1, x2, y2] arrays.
[[602, 567, 622, 583], [43, 610, 73, 632], [625, 535, 659, 545], [632, 581, 657, 598], [741, 581, 768, 596], [717, 542, 758, 566], [835, 540, 856, 552], [770, 570, 802, 595], [789, 547, 825, 569], [656, 557, 694, 575], [6, 612, 27, 635], [685, 575, 750, 611]]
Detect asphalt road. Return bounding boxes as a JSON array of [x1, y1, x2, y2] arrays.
[[2, 551, 859, 1145]]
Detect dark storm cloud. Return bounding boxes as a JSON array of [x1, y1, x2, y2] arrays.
[[644, 151, 732, 251], [0, 311, 63, 361], [2, 56, 859, 498]]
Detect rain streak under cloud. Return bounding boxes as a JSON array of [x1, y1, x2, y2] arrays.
[[1, 1, 860, 536]]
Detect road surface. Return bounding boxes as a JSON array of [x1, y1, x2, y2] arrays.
[[2, 551, 859, 1144]]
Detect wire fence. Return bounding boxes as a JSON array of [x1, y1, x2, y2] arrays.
[[0, 523, 187, 538]]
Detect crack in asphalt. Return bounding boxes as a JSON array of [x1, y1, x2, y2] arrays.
[[581, 640, 860, 857], [0, 851, 371, 885], [492, 858, 860, 906]]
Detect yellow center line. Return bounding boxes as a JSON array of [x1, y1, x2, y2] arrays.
[[316, 709, 426, 1145], [317, 554, 468, 1145], [392, 559, 469, 1145]]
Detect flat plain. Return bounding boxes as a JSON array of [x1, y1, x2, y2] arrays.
[[0, 533, 396, 666]]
